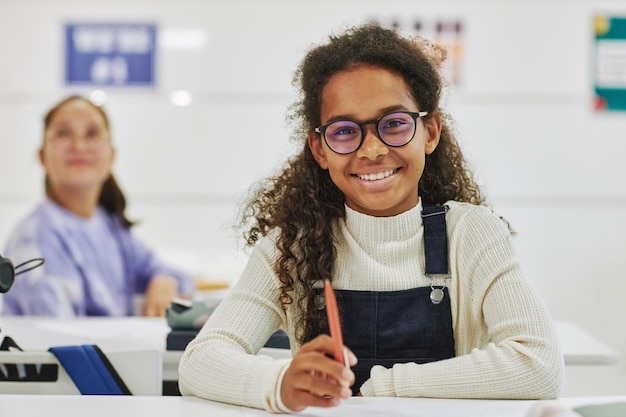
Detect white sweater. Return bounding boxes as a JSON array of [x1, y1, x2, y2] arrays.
[[178, 200, 564, 413]]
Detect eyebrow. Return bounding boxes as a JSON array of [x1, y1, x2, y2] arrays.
[[323, 105, 414, 124]]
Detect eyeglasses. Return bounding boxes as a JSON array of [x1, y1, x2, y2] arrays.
[[46, 127, 109, 150], [314, 111, 428, 155]]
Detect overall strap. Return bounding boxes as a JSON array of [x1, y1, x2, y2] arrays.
[[421, 205, 450, 275]]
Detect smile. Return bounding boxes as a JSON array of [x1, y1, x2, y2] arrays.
[[356, 168, 398, 181]]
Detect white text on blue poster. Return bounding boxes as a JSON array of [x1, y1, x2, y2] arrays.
[[65, 23, 156, 86]]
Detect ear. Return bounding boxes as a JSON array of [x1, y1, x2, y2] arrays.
[[38, 146, 45, 167], [424, 112, 442, 155], [105, 145, 116, 176], [307, 131, 329, 170]]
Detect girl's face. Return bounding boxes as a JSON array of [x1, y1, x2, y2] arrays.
[[308, 65, 441, 217], [40, 99, 115, 197]]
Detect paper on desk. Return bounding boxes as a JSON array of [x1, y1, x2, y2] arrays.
[[574, 402, 626, 417], [299, 397, 536, 417], [526, 398, 626, 417]]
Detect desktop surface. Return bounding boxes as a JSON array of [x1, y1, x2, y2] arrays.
[[1, 395, 625, 417], [0, 316, 618, 366]]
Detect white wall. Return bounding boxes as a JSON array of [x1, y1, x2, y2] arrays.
[[1, 0, 625, 395]]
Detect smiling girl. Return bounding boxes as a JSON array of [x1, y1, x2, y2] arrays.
[[178, 22, 564, 413], [1, 96, 194, 317]]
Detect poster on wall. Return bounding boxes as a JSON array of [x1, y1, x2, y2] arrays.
[[593, 16, 626, 111], [65, 23, 156, 86], [374, 16, 465, 87]]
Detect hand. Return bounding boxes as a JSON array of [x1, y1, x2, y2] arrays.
[[280, 334, 357, 412], [141, 275, 179, 317]]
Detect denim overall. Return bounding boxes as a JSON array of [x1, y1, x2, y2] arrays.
[[309, 205, 455, 394]]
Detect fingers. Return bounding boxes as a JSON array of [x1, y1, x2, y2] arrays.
[[300, 334, 358, 365], [285, 388, 344, 410], [282, 364, 353, 411], [280, 335, 356, 412], [345, 346, 358, 367], [141, 296, 169, 317], [142, 276, 178, 317], [142, 303, 166, 317]]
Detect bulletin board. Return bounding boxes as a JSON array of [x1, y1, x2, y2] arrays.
[[593, 16, 626, 111], [375, 16, 466, 87]]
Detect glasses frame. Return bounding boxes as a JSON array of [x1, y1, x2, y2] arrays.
[[45, 128, 110, 151], [314, 111, 428, 155]]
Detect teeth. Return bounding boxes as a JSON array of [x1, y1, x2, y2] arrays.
[[357, 169, 395, 181]]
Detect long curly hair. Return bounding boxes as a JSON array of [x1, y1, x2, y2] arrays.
[[239, 22, 484, 344]]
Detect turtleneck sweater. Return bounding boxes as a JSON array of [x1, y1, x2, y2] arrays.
[[178, 200, 564, 413]]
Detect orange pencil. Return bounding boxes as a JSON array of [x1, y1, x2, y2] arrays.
[[323, 279, 347, 366]]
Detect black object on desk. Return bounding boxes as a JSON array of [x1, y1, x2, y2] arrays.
[[165, 298, 217, 351], [166, 328, 290, 351], [165, 298, 290, 350], [166, 329, 200, 351]]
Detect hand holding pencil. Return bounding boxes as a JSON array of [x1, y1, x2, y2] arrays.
[[278, 280, 357, 412]]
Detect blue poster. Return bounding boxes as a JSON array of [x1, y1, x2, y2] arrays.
[[594, 16, 626, 111], [65, 23, 156, 86]]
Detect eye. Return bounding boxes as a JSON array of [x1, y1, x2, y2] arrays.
[[86, 129, 102, 140], [381, 118, 407, 130], [334, 126, 357, 136], [387, 120, 404, 128], [56, 129, 71, 138], [328, 122, 359, 139], [380, 114, 413, 133]]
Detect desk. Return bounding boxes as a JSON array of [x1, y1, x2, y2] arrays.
[[554, 321, 619, 365], [0, 316, 290, 382], [0, 317, 619, 382], [0, 395, 625, 417]]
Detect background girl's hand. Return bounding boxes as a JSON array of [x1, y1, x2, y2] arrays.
[[280, 334, 357, 412], [142, 275, 178, 317]]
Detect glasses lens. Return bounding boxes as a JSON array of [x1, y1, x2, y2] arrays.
[[378, 112, 416, 146], [324, 120, 361, 154]]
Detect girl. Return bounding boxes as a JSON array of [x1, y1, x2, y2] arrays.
[[178, 22, 564, 413], [2, 95, 194, 317]]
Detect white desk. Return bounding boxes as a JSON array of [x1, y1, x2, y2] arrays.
[[0, 316, 290, 382], [0, 395, 625, 417], [0, 317, 619, 382], [554, 321, 620, 365]]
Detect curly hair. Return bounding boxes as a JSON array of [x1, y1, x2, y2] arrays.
[[239, 22, 485, 344]]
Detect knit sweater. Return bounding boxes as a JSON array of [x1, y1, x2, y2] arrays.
[[178, 200, 564, 413]]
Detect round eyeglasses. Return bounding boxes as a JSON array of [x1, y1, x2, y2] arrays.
[[314, 111, 428, 155]]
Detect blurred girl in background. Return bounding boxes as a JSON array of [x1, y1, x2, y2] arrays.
[[1, 95, 194, 317]]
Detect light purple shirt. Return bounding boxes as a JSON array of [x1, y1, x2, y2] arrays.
[[1, 200, 194, 317]]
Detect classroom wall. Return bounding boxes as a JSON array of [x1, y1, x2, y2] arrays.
[[1, 0, 625, 395]]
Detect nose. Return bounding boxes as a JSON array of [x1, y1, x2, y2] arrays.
[[68, 133, 89, 149], [356, 125, 388, 160]]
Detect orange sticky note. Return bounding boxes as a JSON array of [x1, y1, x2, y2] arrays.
[[324, 279, 346, 366]]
